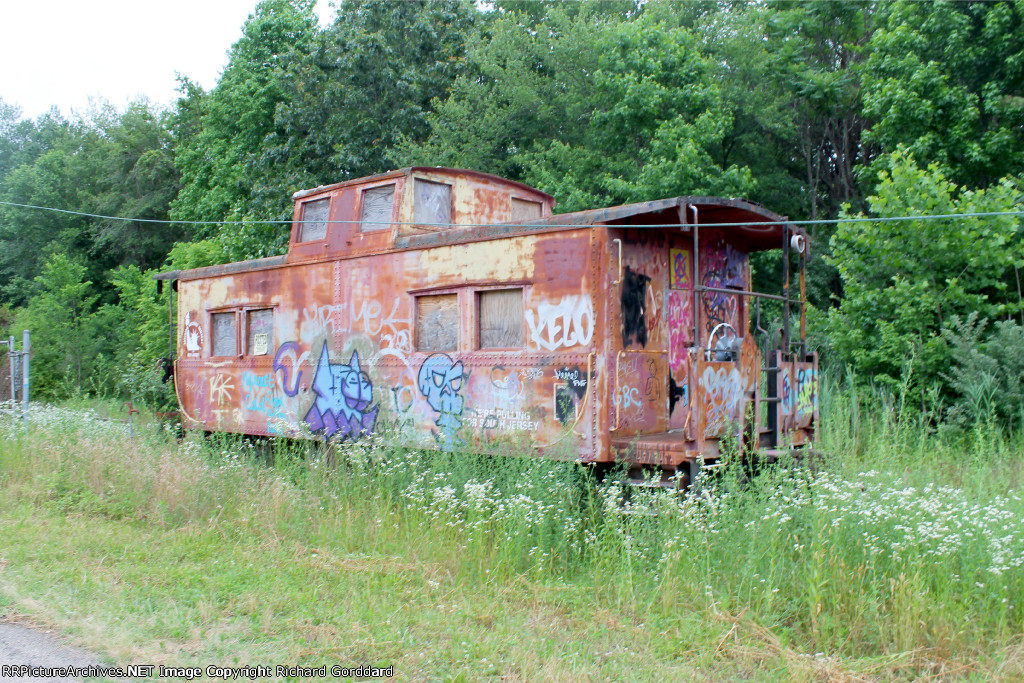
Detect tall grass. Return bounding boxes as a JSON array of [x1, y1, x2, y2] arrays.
[[1, 385, 1022, 678]]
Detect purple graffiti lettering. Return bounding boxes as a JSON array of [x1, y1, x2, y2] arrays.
[[273, 342, 303, 397], [304, 345, 378, 441]]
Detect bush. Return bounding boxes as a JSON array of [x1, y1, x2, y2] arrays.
[[828, 150, 1023, 402], [942, 314, 1024, 430]]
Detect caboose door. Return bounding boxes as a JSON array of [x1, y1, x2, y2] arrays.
[[612, 230, 671, 436]]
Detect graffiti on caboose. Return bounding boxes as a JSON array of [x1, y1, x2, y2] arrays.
[[700, 365, 743, 438], [303, 345, 379, 441], [243, 371, 286, 432], [418, 353, 466, 448], [300, 299, 412, 361], [701, 229, 747, 335], [183, 312, 204, 358], [554, 365, 591, 424], [209, 373, 235, 406], [667, 290, 693, 370], [669, 248, 691, 290], [272, 341, 306, 397], [467, 408, 539, 432], [621, 266, 651, 348], [525, 295, 594, 351], [782, 367, 817, 421]]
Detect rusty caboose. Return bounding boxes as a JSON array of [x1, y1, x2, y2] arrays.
[[155, 167, 817, 483]]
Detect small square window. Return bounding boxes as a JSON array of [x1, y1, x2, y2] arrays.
[[511, 198, 541, 223], [211, 312, 237, 357], [479, 289, 523, 349], [299, 198, 330, 242], [360, 184, 395, 231], [247, 309, 273, 355], [416, 294, 458, 351], [414, 179, 452, 226]]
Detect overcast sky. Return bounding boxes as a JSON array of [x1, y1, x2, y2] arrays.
[[1, 0, 332, 120]]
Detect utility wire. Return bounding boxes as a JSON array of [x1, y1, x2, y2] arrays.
[[1, 199, 1022, 230]]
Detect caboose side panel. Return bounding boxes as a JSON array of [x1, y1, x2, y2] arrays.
[[175, 259, 334, 435], [174, 228, 601, 459]]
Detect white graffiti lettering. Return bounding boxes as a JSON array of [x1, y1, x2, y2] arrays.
[[302, 303, 345, 336], [525, 295, 595, 351]]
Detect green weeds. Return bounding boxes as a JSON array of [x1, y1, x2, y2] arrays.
[[1, 395, 1022, 680]]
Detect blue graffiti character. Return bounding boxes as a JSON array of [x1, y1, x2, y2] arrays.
[[304, 345, 378, 441], [417, 353, 465, 449]]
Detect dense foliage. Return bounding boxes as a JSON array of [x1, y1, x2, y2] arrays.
[[0, 0, 1021, 426]]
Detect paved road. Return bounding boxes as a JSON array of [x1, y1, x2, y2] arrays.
[[0, 619, 99, 683]]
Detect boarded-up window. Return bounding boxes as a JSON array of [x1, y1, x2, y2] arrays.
[[360, 184, 394, 231], [511, 198, 542, 223], [416, 294, 458, 351], [211, 312, 237, 357], [479, 289, 523, 348], [247, 309, 274, 355], [298, 198, 330, 242], [414, 179, 452, 226]]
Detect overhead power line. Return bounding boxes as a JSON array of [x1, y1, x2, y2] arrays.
[[0, 199, 1021, 230]]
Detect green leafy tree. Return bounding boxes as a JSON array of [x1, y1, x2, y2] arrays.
[[404, 7, 752, 212], [0, 111, 89, 304], [10, 253, 102, 397], [941, 314, 1024, 429], [170, 0, 319, 258], [827, 150, 1023, 397], [89, 103, 182, 272], [665, 1, 880, 309], [255, 0, 479, 213], [862, 1, 1024, 189], [0, 103, 181, 306], [98, 265, 177, 409]]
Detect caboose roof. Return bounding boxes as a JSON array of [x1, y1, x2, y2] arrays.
[[530, 196, 799, 252]]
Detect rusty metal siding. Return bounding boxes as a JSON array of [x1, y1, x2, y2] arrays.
[[167, 167, 816, 468]]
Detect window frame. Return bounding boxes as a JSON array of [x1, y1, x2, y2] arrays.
[[412, 177, 454, 227], [209, 309, 240, 358], [295, 196, 331, 244], [510, 196, 543, 224], [475, 286, 525, 350], [244, 306, 276, 357], [356, 182, 397, 233], [413, 289, 461, 353]]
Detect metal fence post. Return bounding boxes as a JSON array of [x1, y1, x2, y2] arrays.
[[21, 329, 29, 427], [8, 335, 14, 406]]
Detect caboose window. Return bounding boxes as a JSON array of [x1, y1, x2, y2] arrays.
[[413, 179, 452, 226], [416, 293, 458, 351], [511, 198, 541, 223], [247, 308, 274, 356], [298, 198, 330, 242], [479, 289, 523, 349], [211, 312, 237, 357], [359, 184, 395, 231]]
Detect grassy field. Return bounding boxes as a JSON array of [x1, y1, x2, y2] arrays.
[[0, 386, 1022, 681]]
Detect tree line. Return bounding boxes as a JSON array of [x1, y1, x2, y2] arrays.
[[0, 0, 1021, 427]]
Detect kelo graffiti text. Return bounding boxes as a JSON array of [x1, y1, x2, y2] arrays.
[[525, 295, 594, 351]]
